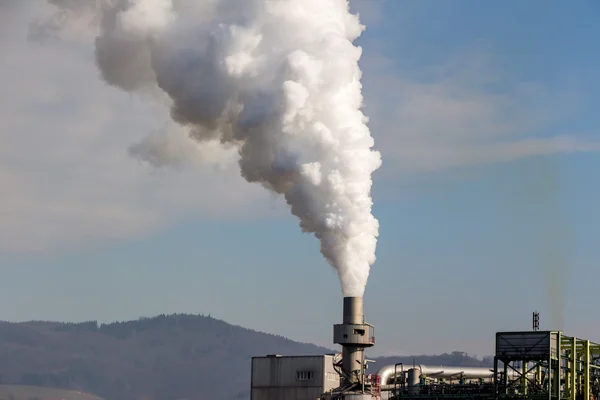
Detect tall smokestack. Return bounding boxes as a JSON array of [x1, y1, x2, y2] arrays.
[[333, 296, 375, 395], [342, 297, 365, 380]]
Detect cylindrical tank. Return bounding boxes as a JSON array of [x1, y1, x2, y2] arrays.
[[407, 368, 420, 395]]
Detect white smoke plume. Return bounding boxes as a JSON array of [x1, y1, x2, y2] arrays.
[[38, 0, 382, 297]]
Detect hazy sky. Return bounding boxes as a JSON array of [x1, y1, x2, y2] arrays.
[[1, 0, 599, 357]]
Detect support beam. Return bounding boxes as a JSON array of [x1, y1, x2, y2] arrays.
[[565, 350, 570, 397], [504, 362, 508, 395], [494, 357, 499, 399], [572, 337, 577, 400], [585, 340, 590, 400], [558, 332, 562, 400], [522, 361, 528, 395]]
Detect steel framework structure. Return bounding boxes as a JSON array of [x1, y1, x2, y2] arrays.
[[494, 331, 600, 400]]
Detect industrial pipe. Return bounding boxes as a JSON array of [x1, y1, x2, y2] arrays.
[[377, 364, 498, 386]]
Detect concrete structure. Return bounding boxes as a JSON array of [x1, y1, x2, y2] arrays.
[[251, 354, 340, 400], [334, 297, 375, 383], [324, 296, 378, 399]]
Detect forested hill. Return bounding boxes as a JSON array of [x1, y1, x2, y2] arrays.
[[0, 314, 490, 400], [0, 314, 330, 399]]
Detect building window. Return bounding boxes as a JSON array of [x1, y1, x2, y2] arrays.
[[327, 372, 340, 382], [296, 370, 314, 381]]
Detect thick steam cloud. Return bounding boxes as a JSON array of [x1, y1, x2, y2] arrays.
[[41, 0, 382, 297]]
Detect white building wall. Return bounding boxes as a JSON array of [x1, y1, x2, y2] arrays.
[[251, 355, 340, 400]]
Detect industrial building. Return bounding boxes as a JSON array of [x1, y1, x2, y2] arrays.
[[251, 301, 600, 400], [250, 355, 341, 399]]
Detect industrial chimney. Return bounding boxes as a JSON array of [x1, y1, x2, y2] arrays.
[[322, 297, 377, 399]]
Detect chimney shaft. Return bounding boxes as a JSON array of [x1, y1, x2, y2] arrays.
[[331, 296, 375, 397], [343, 297, 363, 325]]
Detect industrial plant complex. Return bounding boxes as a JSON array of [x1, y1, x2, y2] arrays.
[[251, 299, 600, 400]]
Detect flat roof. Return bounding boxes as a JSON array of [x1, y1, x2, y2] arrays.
[[252, 354, 334, 359]]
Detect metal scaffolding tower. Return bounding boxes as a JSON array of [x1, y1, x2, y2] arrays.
[[494, 331, 600, 400]]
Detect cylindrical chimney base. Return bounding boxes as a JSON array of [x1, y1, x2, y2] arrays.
[[342, 297, 365, 383]]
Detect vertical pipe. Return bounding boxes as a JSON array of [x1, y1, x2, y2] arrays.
[[585, 340, 590, 400], [361, 350, 365, 393], [504, 362, 508, 395], [558, 332, 562, 400], [549, 350, 552, 400], [565, 350, 570, 397], [494, 357, 498, 400], [571, 337, 577, 400], [394, 363, 403, 397], [522, 361, 528, 395], [394, 364, 398, 397]]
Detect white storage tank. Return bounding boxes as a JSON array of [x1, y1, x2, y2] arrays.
[[251, 354, 340, 400], [407, 368, 420, 395]]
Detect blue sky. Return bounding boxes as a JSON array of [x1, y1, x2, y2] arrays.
[[0, 0, 598, 357]]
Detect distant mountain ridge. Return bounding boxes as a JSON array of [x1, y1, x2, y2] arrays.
[[0, 314, 490, 400], [0, 384, 102, 400]]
